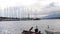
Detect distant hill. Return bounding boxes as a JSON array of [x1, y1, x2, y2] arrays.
[[42, 11, 60, 19]]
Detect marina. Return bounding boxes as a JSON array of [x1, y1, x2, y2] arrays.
[[0, 0, 60, 34]]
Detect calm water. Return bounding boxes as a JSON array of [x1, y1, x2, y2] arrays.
[[0, 19, 60, 34]]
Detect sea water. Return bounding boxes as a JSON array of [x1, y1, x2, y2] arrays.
[[0, 19, 60, 34]]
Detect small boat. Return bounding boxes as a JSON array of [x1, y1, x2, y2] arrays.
[[33, 18, 40, 20], [22, 26, 42, 34], [45, 25, 60, 34], [45, 29, 60, 34]]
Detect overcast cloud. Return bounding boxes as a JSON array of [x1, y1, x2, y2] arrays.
[[0, 0, 60, 18]]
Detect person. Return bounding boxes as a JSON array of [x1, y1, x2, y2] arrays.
[[29, 27, 33, 31], [28, 27, 33, 34], [39, 31, 41, 34], [47, 25, 49, 29], [35, 26, 38, 32]]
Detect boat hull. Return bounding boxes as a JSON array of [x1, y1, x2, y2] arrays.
[[45, 30, 60, 34]]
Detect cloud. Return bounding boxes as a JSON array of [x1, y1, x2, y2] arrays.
[[46, 2, 56, 8], [40, 1, 60, 15], [0, 0, 60, 18], [0, 0, 37, 9]]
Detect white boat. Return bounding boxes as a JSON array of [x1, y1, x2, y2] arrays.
[[45, 29, 60, 34], [45, 25, 60, 34]]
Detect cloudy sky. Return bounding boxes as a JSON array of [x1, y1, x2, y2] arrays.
[[0, 0, 60, 18]]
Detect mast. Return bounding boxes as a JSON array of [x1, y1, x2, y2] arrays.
[[28, 13, 29, 19], [27, 8, 30, 19]]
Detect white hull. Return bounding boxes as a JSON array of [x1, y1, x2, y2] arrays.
[[45, 30, 60, 34]]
